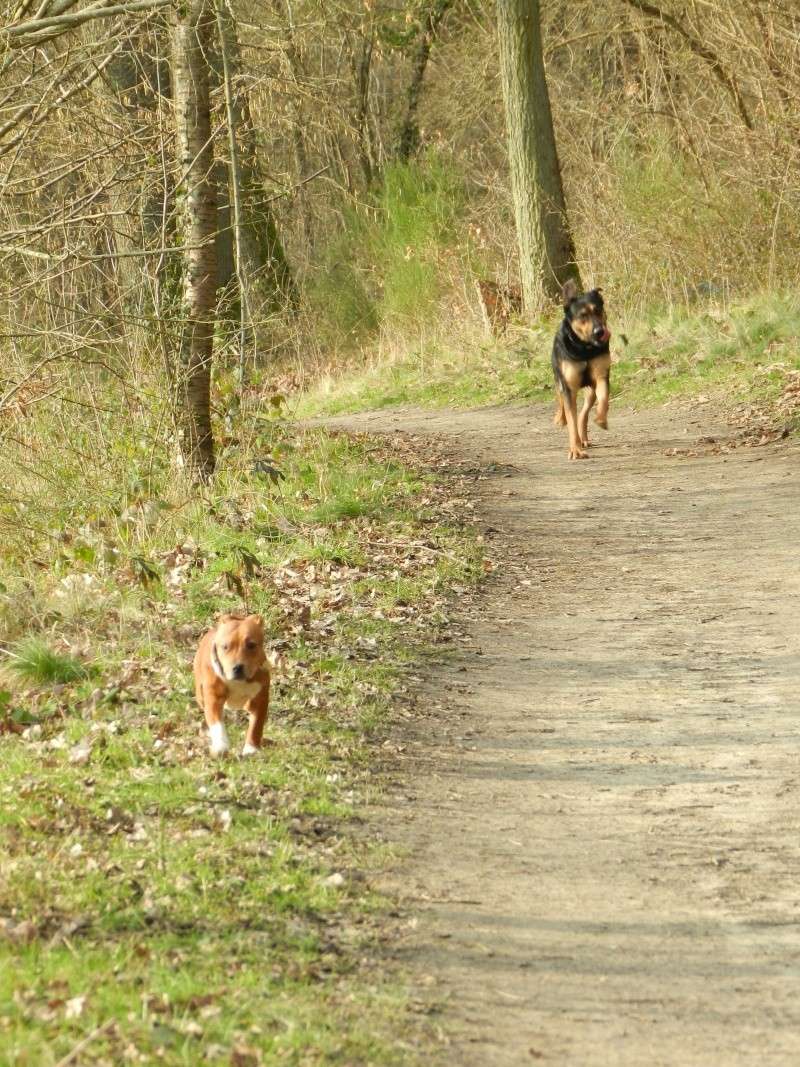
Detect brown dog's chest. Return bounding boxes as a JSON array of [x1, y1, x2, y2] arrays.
[[222, 677, 264, 711]]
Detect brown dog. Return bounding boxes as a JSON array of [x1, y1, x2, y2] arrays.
[[193, 613, 270, 756]]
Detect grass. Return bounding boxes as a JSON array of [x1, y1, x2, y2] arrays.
[[4, 637, 91, 685], [0, 403, 483, 1065], [298, 291, 800, 423], [304, 153, 469, 351]]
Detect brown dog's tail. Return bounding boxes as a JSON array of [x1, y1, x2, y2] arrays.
[[553, 393, 567, 427]]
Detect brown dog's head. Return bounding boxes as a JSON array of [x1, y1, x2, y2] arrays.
[[212, 613, 265, 681]]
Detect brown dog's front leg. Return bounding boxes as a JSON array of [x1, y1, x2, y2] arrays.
[[204, 694, 229, 756], [242, 676, 270, 756]]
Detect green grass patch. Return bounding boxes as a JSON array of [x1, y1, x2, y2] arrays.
[[612, 291, 800, 411], [0, 407, 482, 1065], [298, 332, 554, 417], [304, 152, 469, 351], [5, 636, 92, 685]]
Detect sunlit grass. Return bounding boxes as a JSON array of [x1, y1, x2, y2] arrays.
[[299, 292, 800, 421], [0, 411, 481, 1066], [5, 636, 91, 685]]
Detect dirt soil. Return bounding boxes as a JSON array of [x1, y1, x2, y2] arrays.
[[333, 401, 800, 1066]]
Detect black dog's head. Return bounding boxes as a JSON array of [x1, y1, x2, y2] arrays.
[[561, 279, 610, 348]]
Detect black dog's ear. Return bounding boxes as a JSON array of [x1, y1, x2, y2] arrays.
[[561, 279, 579, 308], [588, 286, 604, 307]]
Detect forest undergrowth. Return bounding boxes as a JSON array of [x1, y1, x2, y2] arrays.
[[300, 289, 800, 441], [0, 398, 483, 1065]]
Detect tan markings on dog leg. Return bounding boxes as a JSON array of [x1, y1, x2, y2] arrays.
[[594, 372, 610, 429], [579, 386, 596, 448], [588, 353, 611, 381], [557, 361, 588, 459], [554, 392, 567, 427], [559, 359, 587, 393], [564, 388, 587, 460]]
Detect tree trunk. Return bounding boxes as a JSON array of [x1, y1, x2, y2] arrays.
[[396, 0, 452, 162], [496, 0, 579, 313], [276, 0, 314, 246], [215, 0, 297, 327], [172, 0, 217, 480], [353, 21, 376, 186]]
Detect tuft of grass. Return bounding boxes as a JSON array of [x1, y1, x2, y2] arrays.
[[5, 636, 90, 685], [611, 290, 800, 412]]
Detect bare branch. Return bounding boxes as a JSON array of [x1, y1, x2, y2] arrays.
[[3, 0, 171, 46], [618, 0, 755, 129]]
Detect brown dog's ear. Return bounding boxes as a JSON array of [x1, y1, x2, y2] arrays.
[[562, 278, 579, 308], [247, 614, 264, 630]]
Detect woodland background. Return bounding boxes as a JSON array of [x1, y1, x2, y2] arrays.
[[1, 3, 800, 1063], [2, 0, 800, 494]]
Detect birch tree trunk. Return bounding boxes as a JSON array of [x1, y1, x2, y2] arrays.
[[496, 0, 580, 313], [172, 0, 217, 480]]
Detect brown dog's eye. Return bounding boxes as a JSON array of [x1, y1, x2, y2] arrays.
[[245, 640, 257, 650], [221, 643, 230, 652]]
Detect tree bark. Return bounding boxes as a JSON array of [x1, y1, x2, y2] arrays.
[[215, 0, 297, 326], [353, 21, 376, 186], [172, 0, 217, 480], [496, 0, 579, 313], [396, 0, 452, 162]]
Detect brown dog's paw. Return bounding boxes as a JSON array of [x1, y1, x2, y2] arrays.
[[568, 446, 588, 460], [209, 722, 230, 756], [595, 414, 608, 429]]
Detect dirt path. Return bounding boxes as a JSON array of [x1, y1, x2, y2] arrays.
[[337, 402, 800, 1065]]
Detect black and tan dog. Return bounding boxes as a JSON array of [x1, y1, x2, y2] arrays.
[[552, 280, 612, 460]]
